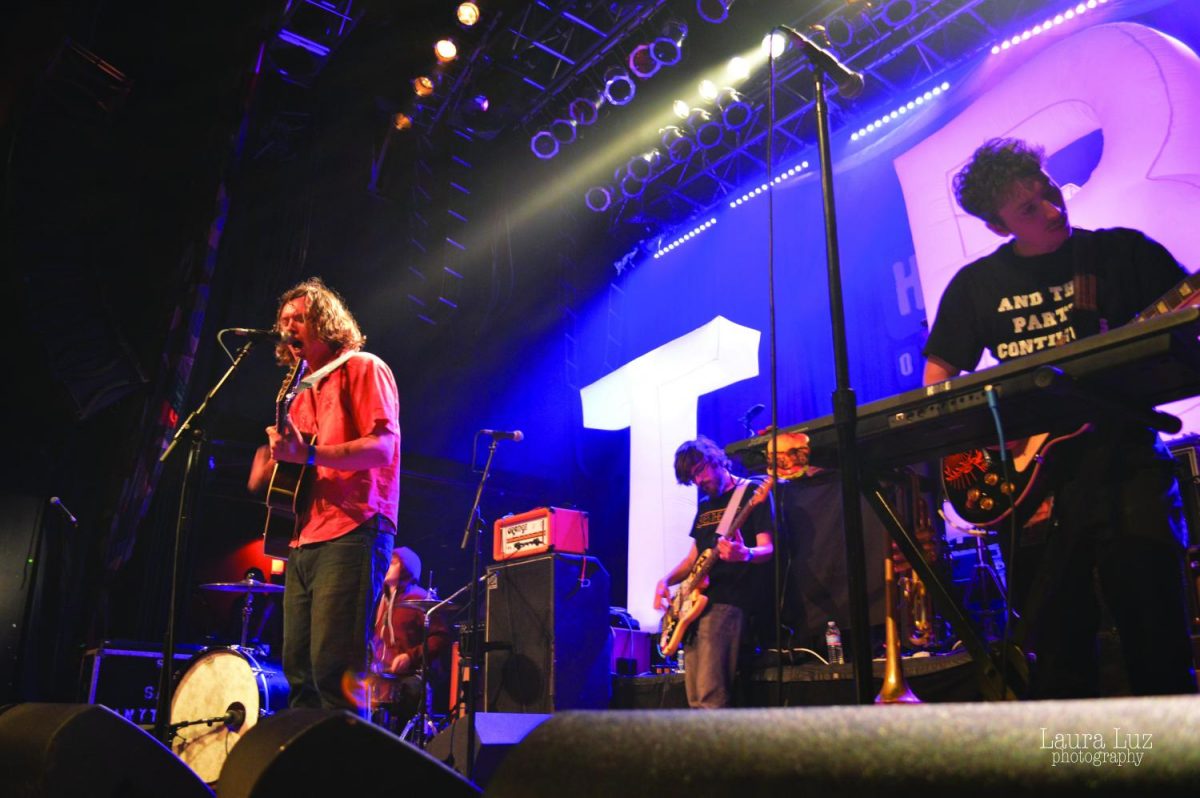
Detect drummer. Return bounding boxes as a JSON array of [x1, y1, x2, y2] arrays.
[[368, 547, 451, 711]]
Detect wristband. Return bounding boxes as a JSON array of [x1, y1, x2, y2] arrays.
[[306, 444, 317, 467]]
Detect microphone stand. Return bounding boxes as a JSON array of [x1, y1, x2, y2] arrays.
[[153, 339, 258, 742], [810, 62, 873, 705], [458, 436, 500, 784]]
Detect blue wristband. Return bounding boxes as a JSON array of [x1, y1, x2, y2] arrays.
[[306, 444, 317, 467]]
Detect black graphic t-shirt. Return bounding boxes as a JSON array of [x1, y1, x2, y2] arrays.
[[924, 227, 1184, 372], [689, 479, 773, 612], [924, 227, 1188, 542]]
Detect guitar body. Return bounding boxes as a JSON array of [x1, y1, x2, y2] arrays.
[[261, 358, 312, 558], [657, 479, 773, 657], [263, 446, 313, 558], [941, 271, 1200, 529]]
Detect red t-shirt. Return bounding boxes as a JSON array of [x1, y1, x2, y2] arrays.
[[289, 351, 400, 545]]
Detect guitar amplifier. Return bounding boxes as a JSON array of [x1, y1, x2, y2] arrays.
[[493, 507, 588, 562]]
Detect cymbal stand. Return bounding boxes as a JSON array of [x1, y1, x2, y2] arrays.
[[404, 582, 473, 748]]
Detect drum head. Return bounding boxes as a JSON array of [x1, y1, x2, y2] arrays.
[[170, 648, 281, 784]]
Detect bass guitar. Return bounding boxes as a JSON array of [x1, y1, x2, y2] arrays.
[[263, 358, 313, 557], [942, 271, 1200, 529], [658, 477, 774, 657]]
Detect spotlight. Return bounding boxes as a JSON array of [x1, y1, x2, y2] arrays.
[[457, 2, 481, 27], [697, 0, 735, 25], [629, 43, 660, 79], [762, 32, 787, 59], [392, 113, 412, 131], [698, 79, 719, 101], [627, 150, 661, 181], [882, 0, 917, 28], [620, 173, 645, 199], [823, 16, 854, 48], [435, 39, 458, 63], [413, 75, 435, 97], [684, 107, 711, 134], [530, 130, 558, 159], [661, 125, 694, 163], [603, 67, 636, 106], [651, 20, 688, 66], [716, 87, 752, 130], [549, 118, 577, 144], [672, 99, 690, 119], [726, 56, 750, 82], [569, 95, 602, 126], [585, 186, 612, 212]]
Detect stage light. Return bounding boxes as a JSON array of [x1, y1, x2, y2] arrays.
[[762, 32, 787, 59], [660, 125, 694, 163], [698, 79, 718, 101], [434, 39, 458, 63], [672, 99, 690, 119], [716, 87, 752, 130], [653, 218, 718, 259], [569, 95, 602, 126], [684, 107, 711, 134], [850, 81, 951, 142], [696, 119, 723, 149], [413, 75, 435, 97], [881, 0, 916, 28], [531, 130, 558, 159], [697, 0, 735, 25], [457, 2, 481, 27], [823, 16, 854, 48], [651, 20, 688, 66], [988, 0, 1107, 57], [392, 113, 412, 130], [727, 162, 809, 207], [549, 117, 577, 144], [471, 94, 489, 113], [585, 186, 612, 212], [726, 56, 750, 82], [620, 173, 645, 199], [629, 43, 660, 79], [627, 150, 661, 181], [603, 67, 636, 106]]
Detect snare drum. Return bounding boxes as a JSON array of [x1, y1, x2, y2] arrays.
[[169, 647, 289, 784]]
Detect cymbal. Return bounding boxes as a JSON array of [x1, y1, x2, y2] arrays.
[[199, 578, 284, 594], [396, 599, 457, 612]]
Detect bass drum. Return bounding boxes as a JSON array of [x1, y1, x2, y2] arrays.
[[169, 647, 289, 784]]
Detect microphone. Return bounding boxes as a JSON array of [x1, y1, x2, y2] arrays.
[[223, 702, 246, 731], [223, 328, 289, 343], [481, 429, 524, 442], [778, 26, 865, 99], [49, 497, 78, 526]]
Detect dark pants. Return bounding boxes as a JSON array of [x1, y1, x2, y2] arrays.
[[283, 521, 394, 711]]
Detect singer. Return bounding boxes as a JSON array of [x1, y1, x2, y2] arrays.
[[247, 277, 401, 712]]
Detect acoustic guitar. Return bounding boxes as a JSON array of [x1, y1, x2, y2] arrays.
[[263, 358, 314, 558], [942, 271, 1200, 529], [658, 477, 774, 657]]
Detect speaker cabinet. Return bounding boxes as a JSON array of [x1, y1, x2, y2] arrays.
[[218, 709, 478, 797], [0, 703, 213, 798], [484, 554, 611, 713], [426, 712, 551, 788], [488, 696, 1200, 797]]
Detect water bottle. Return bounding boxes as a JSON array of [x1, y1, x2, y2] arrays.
[[825, 621, 844, 665]]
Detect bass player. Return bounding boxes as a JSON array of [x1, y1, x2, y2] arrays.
[[923, 138, 1196, 697], [653, 436, 774, 708], [248, 277, 401, 711]]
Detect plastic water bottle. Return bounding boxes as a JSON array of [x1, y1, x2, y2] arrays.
[[825, 621, 844, 665]]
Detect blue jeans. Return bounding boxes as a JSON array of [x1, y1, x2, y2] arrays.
[[683, 603, 745, 708], [282, 521, 393, 711]]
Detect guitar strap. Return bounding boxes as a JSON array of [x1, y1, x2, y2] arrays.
[[299, 348, 360, 391], [712, 479, 750, 541]]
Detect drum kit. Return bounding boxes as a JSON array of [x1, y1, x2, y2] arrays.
[[167, 576, 462, 784]]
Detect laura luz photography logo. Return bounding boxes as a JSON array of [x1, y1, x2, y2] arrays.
[[1039, 727, 1153, 767]]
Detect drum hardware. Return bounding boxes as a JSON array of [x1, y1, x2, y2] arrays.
[[398, 582, 474, 749], [199, 577, 284, 649]]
